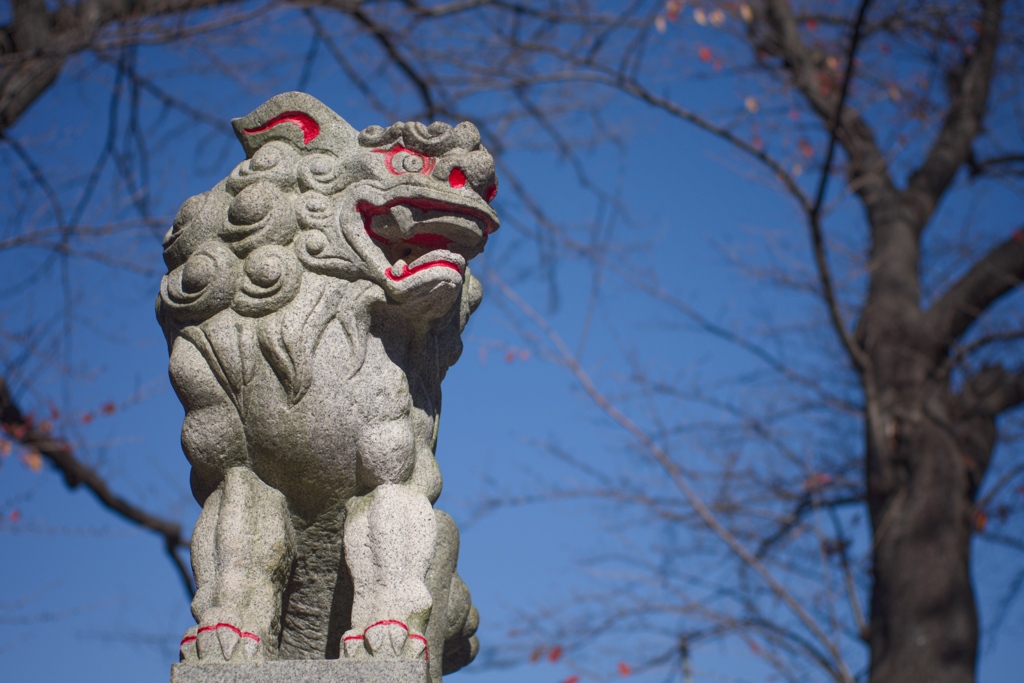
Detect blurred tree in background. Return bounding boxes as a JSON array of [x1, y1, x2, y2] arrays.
[[1, 2, 1023, 683]]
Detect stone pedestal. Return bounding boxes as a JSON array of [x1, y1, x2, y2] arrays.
[[171, 660, 430, 683]]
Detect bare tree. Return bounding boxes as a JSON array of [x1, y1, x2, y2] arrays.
[[465, 2, 1024, 683]]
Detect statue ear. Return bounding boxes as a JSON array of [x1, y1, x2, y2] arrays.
[[232, 92, 360, 158]]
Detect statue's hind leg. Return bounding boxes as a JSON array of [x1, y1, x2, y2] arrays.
[[180, 467, 295, 663]]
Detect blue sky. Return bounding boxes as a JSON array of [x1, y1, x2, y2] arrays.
[[2, 5, 1024, 683]]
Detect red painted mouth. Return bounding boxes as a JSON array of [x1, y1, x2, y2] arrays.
[[385, 260, 461, 281], [357, 197, 489, 286], [363, 220, 451, 251], [356, 198, 497, 237]]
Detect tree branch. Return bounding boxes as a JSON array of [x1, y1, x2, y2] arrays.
[[926, 228, 1024, 345], [349, 7, 438, 120], [755, 0, 898, 216], [0, 376, 194, 598], [0, 0, 242, 132], [904, 0, 1004, 232], [968, 151, 1024, 178], [959, 363, 1024, 416], [807, 0, 873, 374]]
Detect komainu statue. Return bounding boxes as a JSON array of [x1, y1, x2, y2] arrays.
[[157, 92, 496, 681]]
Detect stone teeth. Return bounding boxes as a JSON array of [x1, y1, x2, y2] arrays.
[[392, 260, 407, 277], [390, 205, 416, 237], [411, 250, 464, 270]]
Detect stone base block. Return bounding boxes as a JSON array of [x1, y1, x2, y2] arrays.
[[170, 660, 430, 683]]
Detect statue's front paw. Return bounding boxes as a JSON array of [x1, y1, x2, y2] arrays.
[[182, 615, 262, 662], [342, 620, 427, 660], [180, 626, 199, 662]]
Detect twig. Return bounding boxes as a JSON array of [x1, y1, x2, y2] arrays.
[[0, 376, 194, 598], [807, 0, 874, 375], [485, 269, 855, 683]]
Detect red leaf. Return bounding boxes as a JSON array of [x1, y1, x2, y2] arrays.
[[803, 472, 833, 491], [505, 351, 517, 363], [548, 646, 564, 663], [563, 677, 579, 683], [798, 139, 814, 159], [20, 451, 43, 472], [530, 647, 544, 663], [698, 46, 712, 63], [81, 412, 94, 424], [100, 401, 117, 415], [973, 510, 988, 533], [618, 661, 632, 676], [9, 509, 21, 523], [805, 18, 818, 30]]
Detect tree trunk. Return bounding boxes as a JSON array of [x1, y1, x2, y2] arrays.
[[866, 372, 989, 683]]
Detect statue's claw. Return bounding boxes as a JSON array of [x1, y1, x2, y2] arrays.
[[179, 627, 198, 662], [241, 633, 260, 660], [342, 629, 366, 658], [407, 632, 428, 660], [365, 621, 408, 656], [344, 620, 428, 660], [218, 626, 240, 660], [196, 624, 220, 660], [192, 620, 261, 662]]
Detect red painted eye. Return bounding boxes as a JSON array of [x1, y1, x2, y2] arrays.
[[484, 184, 497, 202], [448, 168, 466, 188], [372, 146, 436, 175]]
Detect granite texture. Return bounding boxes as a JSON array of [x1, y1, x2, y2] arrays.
[[171, 660, 429, 683], [158, 92, 493, 682]]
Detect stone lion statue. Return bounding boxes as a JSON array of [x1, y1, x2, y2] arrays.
[[156, 92, 496, 681]]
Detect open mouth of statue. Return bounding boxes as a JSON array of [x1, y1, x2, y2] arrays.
[[357, 198, 493, 281]]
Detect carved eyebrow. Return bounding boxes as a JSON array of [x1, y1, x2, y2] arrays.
[[243, 111, 321, 145]]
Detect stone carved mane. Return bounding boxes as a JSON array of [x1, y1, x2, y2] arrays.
[[157, 93, 496, 681]]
